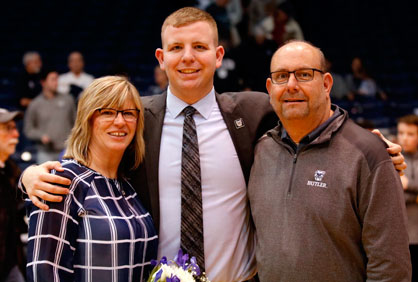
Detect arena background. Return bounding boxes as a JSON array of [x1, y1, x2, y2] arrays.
[[1, 0, 417, 130]]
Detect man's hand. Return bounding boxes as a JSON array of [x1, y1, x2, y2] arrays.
[[22, 161, 71, 211], [372, 129, 406, 175], [400, 175, 409, 190], [41, 135, 50, 145]]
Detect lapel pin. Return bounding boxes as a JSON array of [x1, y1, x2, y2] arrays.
[[234, 118, 245, 129]]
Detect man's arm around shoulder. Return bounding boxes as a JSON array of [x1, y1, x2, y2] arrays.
[[20, 161, 71, 210]]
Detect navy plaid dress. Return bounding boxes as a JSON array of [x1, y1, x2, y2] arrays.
[[26, 159, 158, 282]]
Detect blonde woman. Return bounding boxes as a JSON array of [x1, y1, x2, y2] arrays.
[[26, 76, 157, 281]]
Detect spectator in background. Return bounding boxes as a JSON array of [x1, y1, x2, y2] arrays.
[[236, 23, 277, 91], [58, 51, 94, 100], [397, 114, 418, 281], [213, 31, 243, 92], [247, 0, 274, 36], [325, 58, 350, 101], [235, 0, 252, 43], [345, 56, 387, 101], [24, 69, 76, 163], [205, 0, 243, 47], [224, 0, 243, 46], [145, 65, 169, 96], [259, 1, 304, 46], [0, 108, 26, 282], [206, 0, 232, 44], [15, 51, 43, 109], [196, 0, 212, 10]]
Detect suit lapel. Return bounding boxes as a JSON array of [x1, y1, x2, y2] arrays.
[[142, 92, 167, 229], [216, 92, 253, 183]]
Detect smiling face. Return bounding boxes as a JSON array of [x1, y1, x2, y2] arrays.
[[266, 42, 333, 125], [89, 98, 137, 160], [155, 21, 224, 103]]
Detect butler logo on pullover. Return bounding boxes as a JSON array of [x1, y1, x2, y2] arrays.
[[307, 170, 327, 188]]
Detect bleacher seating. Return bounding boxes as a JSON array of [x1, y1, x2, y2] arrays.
[[293, 0, 418, 129], [0, 0, 417, 129], [0, 0, 166, 111]]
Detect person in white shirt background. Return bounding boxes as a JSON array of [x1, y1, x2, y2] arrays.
[[57, 51, 94, 99]]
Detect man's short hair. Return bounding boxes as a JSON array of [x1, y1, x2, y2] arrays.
[[161, 7, 219, 45], [64, 76, 145, 170], [39, 68, 58, 81], [22, 51, 41, 66], [398, 114, 418, 128]]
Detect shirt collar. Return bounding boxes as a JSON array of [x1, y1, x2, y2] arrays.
[[280, 105, 343, 151], [166, 86, 216, 119]]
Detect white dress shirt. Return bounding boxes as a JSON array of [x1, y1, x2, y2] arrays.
[[57, 71, 94, 95], [158, 87, 256, 282]]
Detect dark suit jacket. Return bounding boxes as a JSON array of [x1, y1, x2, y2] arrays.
[[128, 91, 277, 230]]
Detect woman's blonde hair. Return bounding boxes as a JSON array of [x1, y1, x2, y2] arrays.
[[64, 75, 145, 170]]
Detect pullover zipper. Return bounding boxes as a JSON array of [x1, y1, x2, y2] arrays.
[[287, 152, 298, 196]]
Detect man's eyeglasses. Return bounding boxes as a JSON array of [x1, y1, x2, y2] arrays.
[[270, 68, 324, 84], [96, 108, 140, 122]]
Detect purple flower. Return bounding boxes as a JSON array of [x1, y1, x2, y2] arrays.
[[189, 256, 201, 276], [153, 269, 163, 282], [152, 256, 168, 267], [174, 249, 189, 269], [150, 249, 208, 282], [166, 275, 181, 282], [160, 257, 168, 265]]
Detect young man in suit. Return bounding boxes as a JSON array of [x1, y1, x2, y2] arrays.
[[20, 7, 405, 282]]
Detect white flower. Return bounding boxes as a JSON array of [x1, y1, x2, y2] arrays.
[[151, 264, 196, 282]]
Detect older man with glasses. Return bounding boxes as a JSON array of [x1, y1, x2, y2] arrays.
[[248, 40, 411, 281], [0, 108, 26, 282]]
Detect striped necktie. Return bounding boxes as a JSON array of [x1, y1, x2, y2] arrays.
[[180, 106, 205, 270]]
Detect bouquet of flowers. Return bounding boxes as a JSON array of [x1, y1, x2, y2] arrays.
[[147, 249, 210, 282]]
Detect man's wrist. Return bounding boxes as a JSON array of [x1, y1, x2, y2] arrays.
[[18, 164, 37, 195]]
